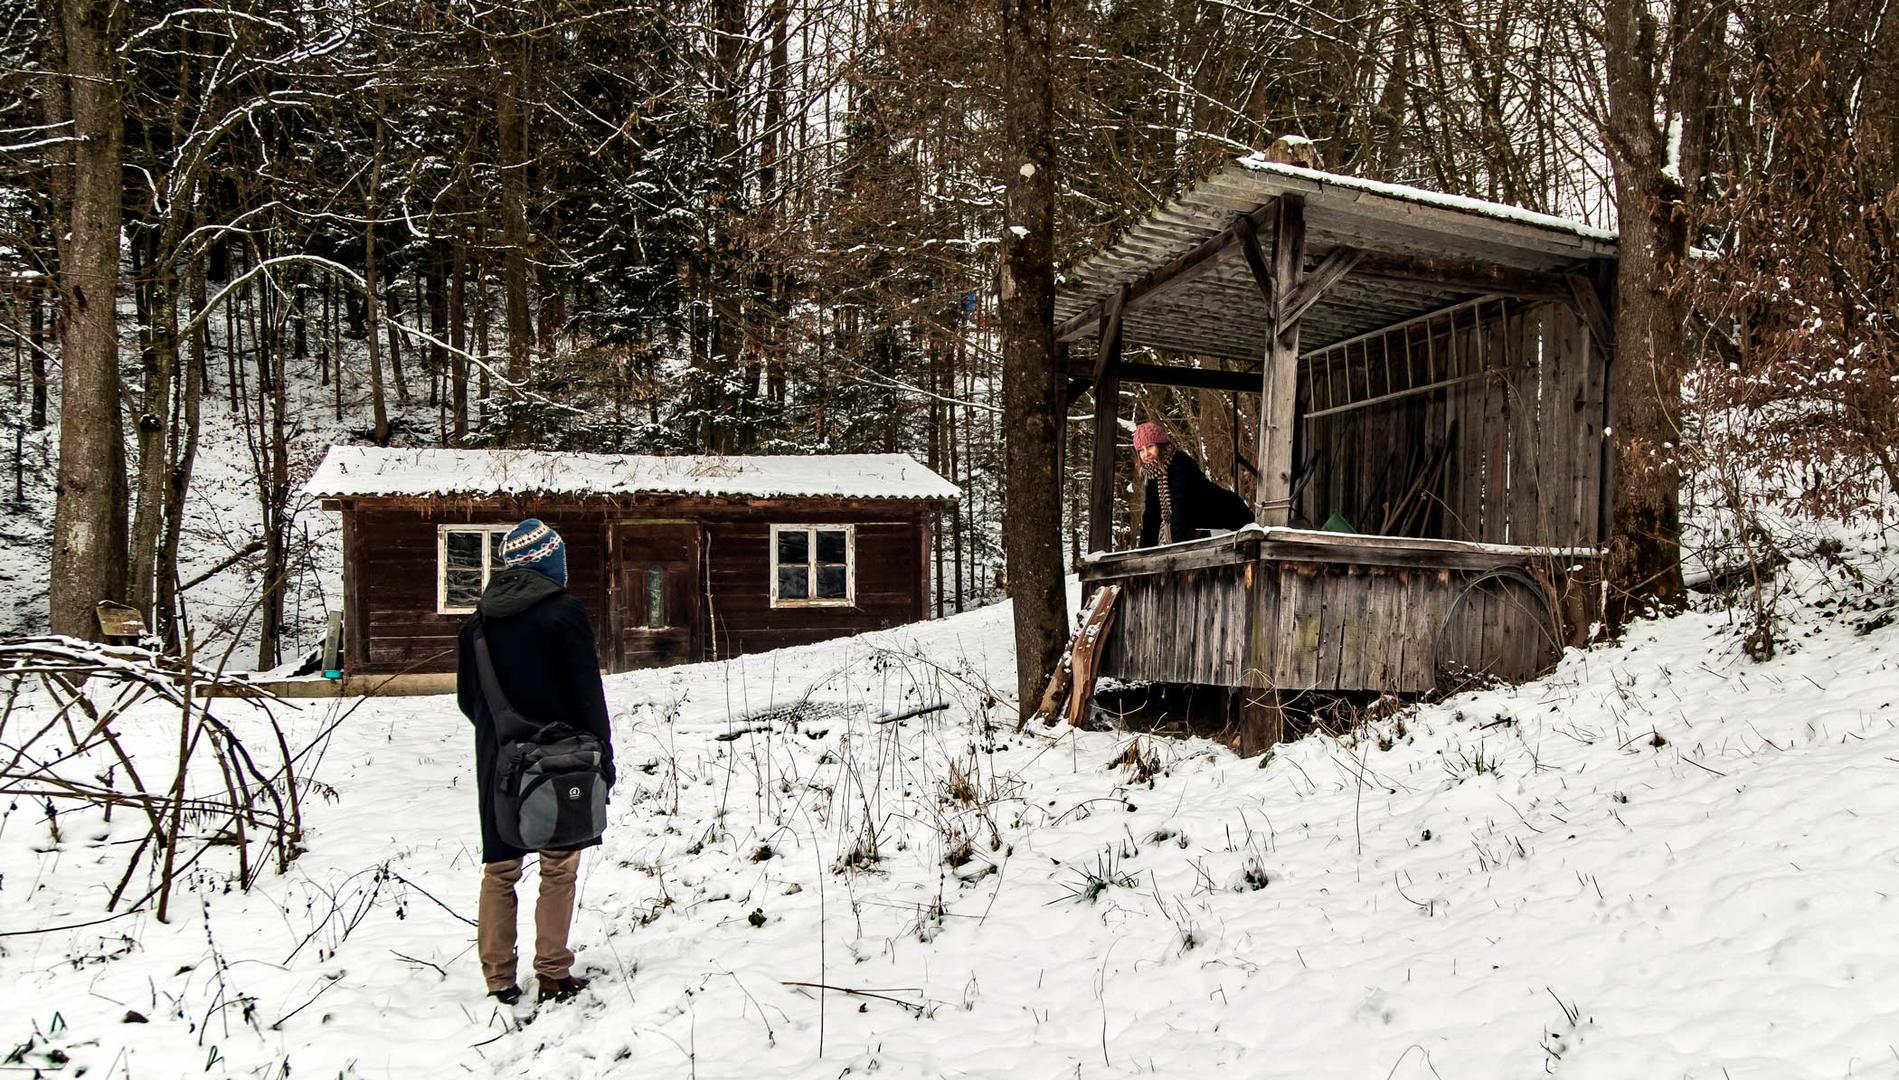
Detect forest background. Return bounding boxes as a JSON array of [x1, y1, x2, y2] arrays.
[[2, 0, 1895, 678]]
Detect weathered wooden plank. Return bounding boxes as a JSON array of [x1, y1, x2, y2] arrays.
[[1256, 196, 1307, 525], [1575, 306, 1607, 547]]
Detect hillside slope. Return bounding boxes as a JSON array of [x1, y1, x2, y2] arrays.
[[3, 538, 1897, 1079]]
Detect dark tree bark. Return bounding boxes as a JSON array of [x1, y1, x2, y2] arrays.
[[44, 0, 130, 640], [1599, 0, 1702, 624], [129, 228, 178, 620], [999, 0, 1066, 713], [362, 143, 391, 445], [155, 257, 205, 648], [29, 276, 48, 430], [495, 33, 534, 410], [449, 230, 469, 442]]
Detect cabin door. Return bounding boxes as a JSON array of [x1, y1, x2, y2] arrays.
[[610, 522, 702, 671]]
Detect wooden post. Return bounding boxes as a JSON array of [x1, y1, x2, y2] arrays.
[[1251, 197, 1307, 526], [1237, 686, 1285, 757], [1054, 339, 1069, 553], [1087, 286, 1128, 554]]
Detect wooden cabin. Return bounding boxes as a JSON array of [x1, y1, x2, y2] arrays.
[[1057, 156, 1617, 750], [307, 448, 957, 682]]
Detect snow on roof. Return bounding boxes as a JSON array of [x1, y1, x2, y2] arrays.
[[1234, 156, 1617, 247], [305, 447, 960, 502]]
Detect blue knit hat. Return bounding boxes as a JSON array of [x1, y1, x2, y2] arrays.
[[500, 518, 567, 586]]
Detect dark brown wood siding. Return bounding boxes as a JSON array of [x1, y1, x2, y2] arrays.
[[700, 510, 928, 659], [343, 505, 610, 675], [338, 496, 936, 675]]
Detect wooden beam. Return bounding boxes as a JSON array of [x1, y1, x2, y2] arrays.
[[1563, 272, 1614, 348], [1055, 204, 1276, 343], [1255, 196, 1306, 525], [1233, 213, 1275, 305], [1061, 354, 1262, 394], [1120, 362, 1258, 394], [1281, 246, 1363, 324], [1093, 285, 1128, 383], [1349, 250, 1572, 303]]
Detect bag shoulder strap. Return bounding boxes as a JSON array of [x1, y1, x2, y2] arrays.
[[472, 618, 539, 743]]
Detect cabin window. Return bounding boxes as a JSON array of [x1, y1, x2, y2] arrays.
[[437, 525, 512, 614], [770, 524, 854, 607], [644, 566, 666, 628]]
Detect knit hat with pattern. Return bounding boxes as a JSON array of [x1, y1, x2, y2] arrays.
[[500, 518, 567, 587]]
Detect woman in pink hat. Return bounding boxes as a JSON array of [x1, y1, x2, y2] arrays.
[[1133, 421, 1255, 547]]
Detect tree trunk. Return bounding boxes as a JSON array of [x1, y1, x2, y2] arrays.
[[362, 193, 391, 444], [702, 0, 747, 453], [496, 36, 534, 416], [29, 276, 48, 430], [155, 258, 205, 648], [386, 283, 410, 405], [255, 266, 289, 671], [999, 0, 1066, 713], [1600, 0, 1693, 624], [45, 0, 129, 640], [129, 239, 178, 620], [450, 230, 469, 442]]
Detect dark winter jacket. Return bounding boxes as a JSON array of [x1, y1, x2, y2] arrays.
[[457, 567, 615, 863], [1139, 451, 1256, 547]]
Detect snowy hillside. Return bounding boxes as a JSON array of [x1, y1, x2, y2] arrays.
[[4, 534, 1898, 1078]]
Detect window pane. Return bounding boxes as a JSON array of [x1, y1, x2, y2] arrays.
[[645, 567, 666, 628], [816, 564, 848, 599], [444, 569, 484, 608], [488, 530, 507, 567], [445, 531, 484, 572], [816, 529, 847, 564], [777, 529, 808, 566], [778, 565, 809, 600]]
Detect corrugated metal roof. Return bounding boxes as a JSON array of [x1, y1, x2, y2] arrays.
[[1056, 157, 1617, 364]]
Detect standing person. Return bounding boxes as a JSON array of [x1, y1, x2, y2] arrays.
[[457, 518, 614, 1006], [1134, 422, 1255, 547]]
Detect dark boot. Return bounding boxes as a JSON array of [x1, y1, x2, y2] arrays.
[[536, 974, 589, 1004], [489, 985, 522, 1006]]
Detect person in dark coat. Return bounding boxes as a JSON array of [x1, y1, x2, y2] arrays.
[[1134, 421, 1256, 547], [456, 518, 614, 1007]]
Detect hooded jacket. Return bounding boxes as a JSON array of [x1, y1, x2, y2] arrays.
[[1139, 451, 1256, 547], [457, 566, 614, 862]]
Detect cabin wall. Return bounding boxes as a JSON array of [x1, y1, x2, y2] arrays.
[[1299, 299, 1603, 548], [342, 505, 612, 675], [340, 498, 933, 675], [701, 511, 927, 658]]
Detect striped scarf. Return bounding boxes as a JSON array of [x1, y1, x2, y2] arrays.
[[1140, 444, 1177, 544]]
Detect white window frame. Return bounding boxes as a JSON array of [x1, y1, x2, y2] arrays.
[[769, 523, 856, 608], [437, 524, 514, 615]]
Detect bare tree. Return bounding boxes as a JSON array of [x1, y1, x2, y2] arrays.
[[1000, 0, 1065, 710], [43, 0, 128, 639]]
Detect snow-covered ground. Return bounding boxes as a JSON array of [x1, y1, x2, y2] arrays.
[[5, 524, 1899, 1078]]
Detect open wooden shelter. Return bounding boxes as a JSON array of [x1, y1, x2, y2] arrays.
[[1059, 156, 1619, 749]]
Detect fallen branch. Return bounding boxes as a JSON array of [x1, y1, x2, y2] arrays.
[[780, 980, 925, 1014], [872, 702, 948, 725]]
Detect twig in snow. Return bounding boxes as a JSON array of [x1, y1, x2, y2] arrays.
[[873, 702, 949, 725], [391, 951, 448, 979], [1679, 755, 1728, 777], [780, 981, 924, 1014]]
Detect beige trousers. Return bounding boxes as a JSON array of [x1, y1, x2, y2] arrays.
[[477, 850, 581, 991]]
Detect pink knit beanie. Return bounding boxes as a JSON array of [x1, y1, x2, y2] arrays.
[[1133, 422, 1170, 450]]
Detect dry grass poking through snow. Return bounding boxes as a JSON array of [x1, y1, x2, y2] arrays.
[[5, 537, 1899, 1078]]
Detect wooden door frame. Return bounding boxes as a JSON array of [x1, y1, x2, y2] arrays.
[[607, 518, 704, 672]]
